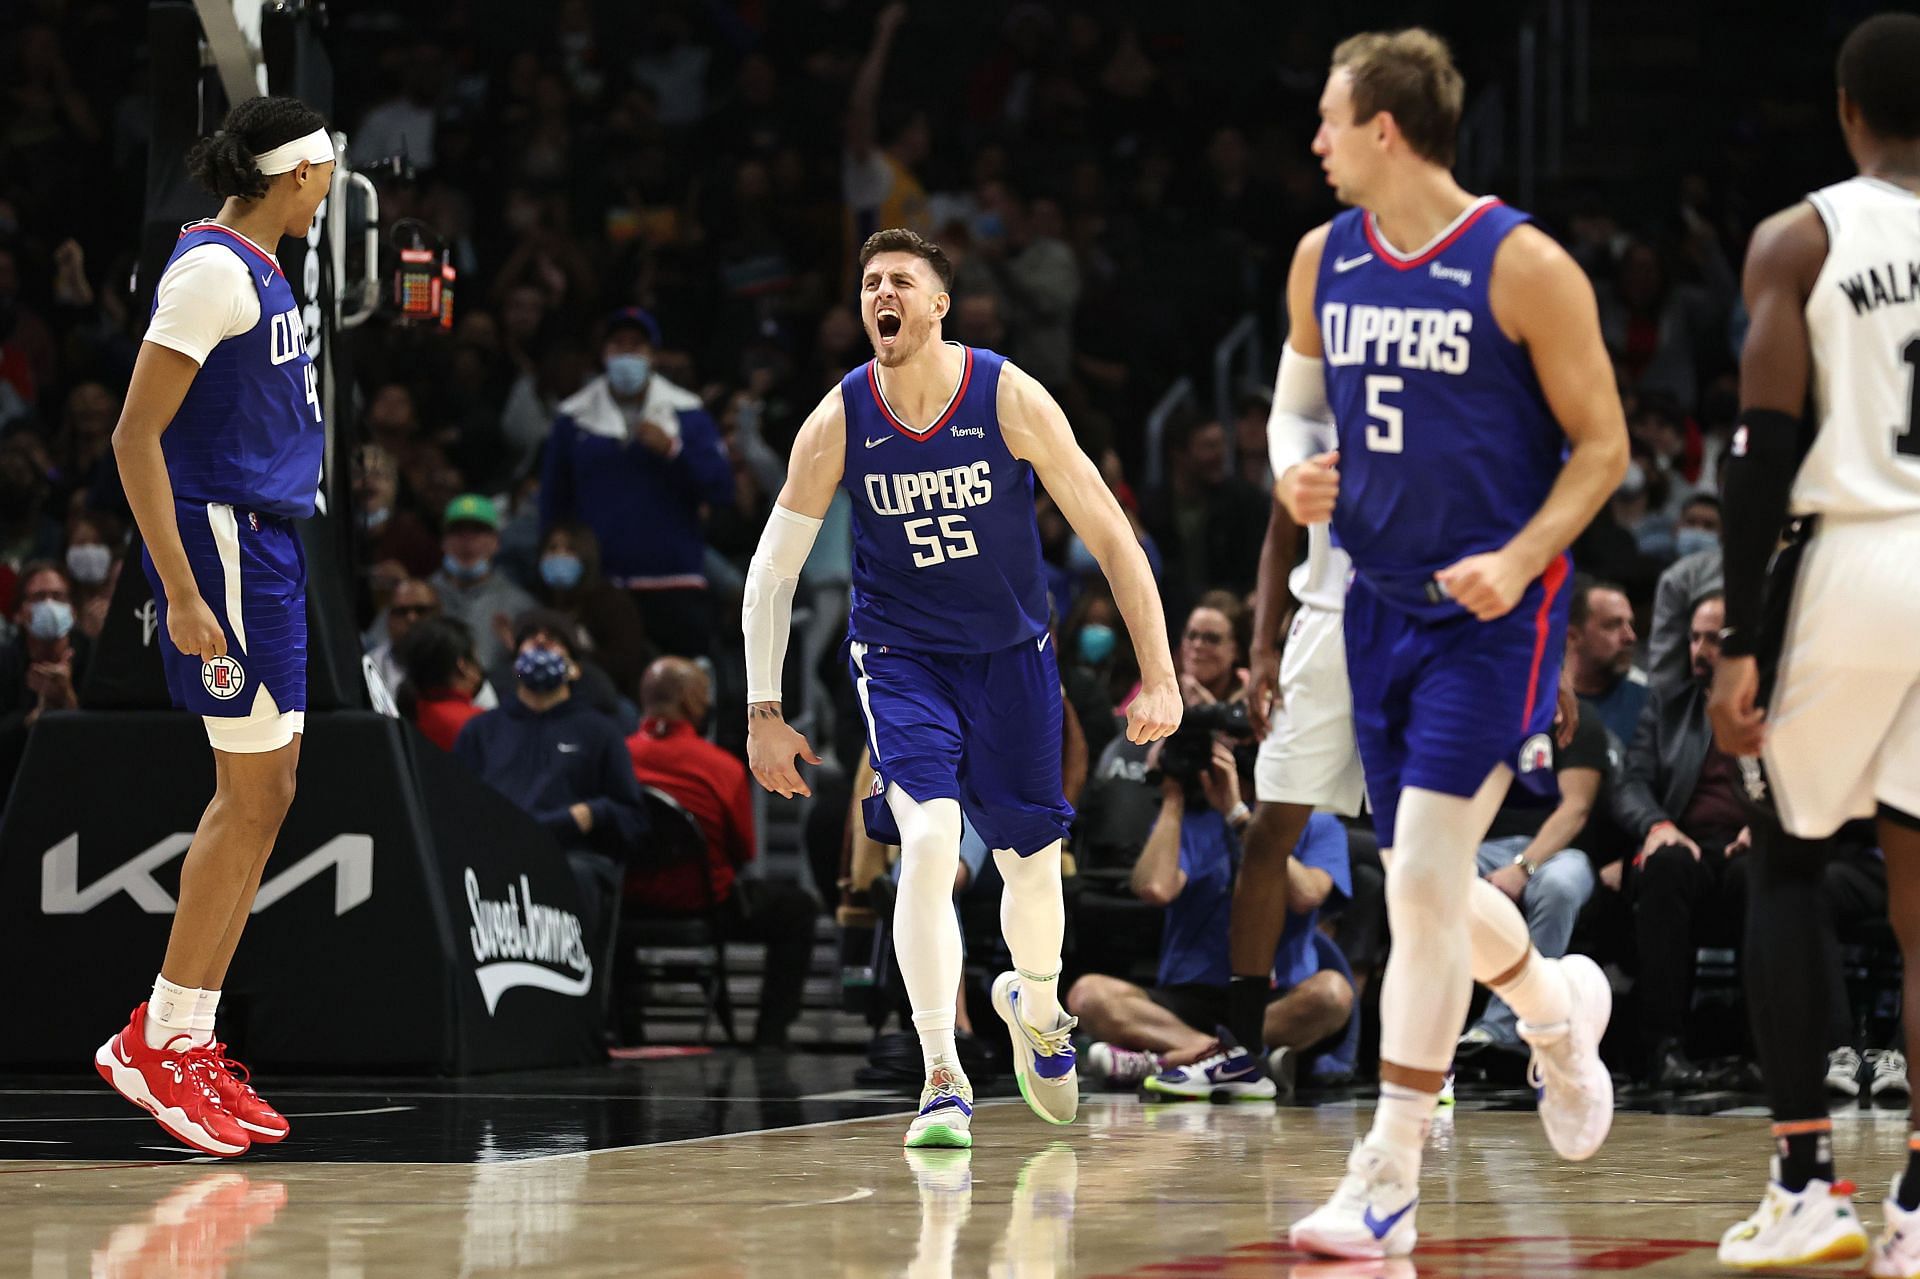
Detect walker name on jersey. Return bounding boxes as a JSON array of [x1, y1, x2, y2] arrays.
[[1321, 301, 1473, 373], [863, 460, 994, 517], [268, 308, 310, 366], [1836, 261, 1920, 316]]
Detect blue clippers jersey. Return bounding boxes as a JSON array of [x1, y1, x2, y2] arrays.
[[1317, 198, 1565, 612], [842, 344, 1050, 652], [152, 223, 325, 519]]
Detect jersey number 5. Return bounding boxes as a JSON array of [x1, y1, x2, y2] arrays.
[[904, 514, 978, 568], [1364, 375, 1404, 454]]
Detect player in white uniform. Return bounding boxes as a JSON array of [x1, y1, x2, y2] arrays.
[[1710, 14, 1920, 1273]]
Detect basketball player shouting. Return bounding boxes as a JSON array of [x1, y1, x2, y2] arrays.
[[95, 97, 334, 1156], [743, 228, 1180, 1149], [1711, 14, 1920, 1272], [1275, 31, 1629, 1259]]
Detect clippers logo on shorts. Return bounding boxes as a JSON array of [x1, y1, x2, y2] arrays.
[[201, 655, 245, 700], [1517, 733, 1553, 774]]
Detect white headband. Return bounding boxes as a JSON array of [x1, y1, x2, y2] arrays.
[[253, 128, 335, 176]]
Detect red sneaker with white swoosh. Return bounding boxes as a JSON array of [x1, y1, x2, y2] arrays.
[[206, 1043, 290, 1143], [94, 1004, 251, 1157]]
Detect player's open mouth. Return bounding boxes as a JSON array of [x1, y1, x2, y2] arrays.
[[877, 308, 901, 343]]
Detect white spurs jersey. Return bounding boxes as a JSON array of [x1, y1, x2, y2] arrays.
[[1799, 176, 1920, 517]]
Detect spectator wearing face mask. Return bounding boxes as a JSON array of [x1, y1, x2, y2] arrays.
[[540, 308, 733, 660], [454, 612, 649, 951], [430, 493, 537, 669], [1645, 494, 1725, 694], [63, 510, 120, 639], [0, 560, 90, 795], [533, 522, 652, 699]]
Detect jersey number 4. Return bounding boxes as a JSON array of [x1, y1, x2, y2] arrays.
[[1363, 375, 1404, 453], [302, 363, 321, 424], [904, 514, 978, 568]]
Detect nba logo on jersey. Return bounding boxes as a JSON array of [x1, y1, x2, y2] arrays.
[[202, 656, 245, 701], [249, 512, 260, 533]]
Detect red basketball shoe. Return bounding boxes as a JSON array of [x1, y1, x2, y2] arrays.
[[94, 1004, 250, 1157], [206, 1043, 290, 1144]]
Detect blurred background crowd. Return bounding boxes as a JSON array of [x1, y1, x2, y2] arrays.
[[0, 0, 1902, 1098]]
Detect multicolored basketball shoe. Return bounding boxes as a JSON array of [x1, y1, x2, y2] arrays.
[[1085, 1042, 1162, 1090], [1289, 1141, 1421, 1260], [1871, 1185, 1920, 1278], [1718, 1159, 1868, 1269], [905, 1066, 974, 1149], [991, 971, 1078, 1125], [94, 1004, 250, 1157], [1144, 1030, 1277, 1103]]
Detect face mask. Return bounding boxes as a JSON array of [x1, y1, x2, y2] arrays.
[[541, 553, 584, 590], [1674, 526, 1718, 559], [1618, 462, 1647, 498], [443, 553, 489, 582], [1077, 622, 1116, 665], [364, 506, 392, 532], [514, 644, 571, 693], [27, 598, 73, 641], [65, 543, 111, 584], [605, 353, 651, 397]]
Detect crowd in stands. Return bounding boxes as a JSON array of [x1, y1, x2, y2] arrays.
[[0, 0, 1903, 1095]]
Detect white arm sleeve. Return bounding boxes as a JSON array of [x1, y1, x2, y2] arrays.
[[743, 503, 826, 705], [143, 245, 260, 366], [1267, 343, 1335, 481]]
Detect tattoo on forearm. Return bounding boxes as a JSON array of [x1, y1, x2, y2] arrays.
[[749, 703, 783, 721]]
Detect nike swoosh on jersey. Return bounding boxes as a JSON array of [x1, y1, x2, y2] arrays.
[[1037, 633, 1050, 651], [1363, 1197, 1417, 1239], [864, 435, 892, 449], [1333, 254, 1373, 273], [260, 273, 274, 288]]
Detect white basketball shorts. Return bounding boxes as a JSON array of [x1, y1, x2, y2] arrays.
[[1762, 511, 1920, 837], [1254, 602, 1365, 815]]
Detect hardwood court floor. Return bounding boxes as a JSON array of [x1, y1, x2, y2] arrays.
[[5, 1070, 1914, 1278]]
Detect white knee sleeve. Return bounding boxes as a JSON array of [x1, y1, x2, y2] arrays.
[[992, 842, 1065, 977], [887, 787, 964, 1029], [1377, 772, 1510, 1073]]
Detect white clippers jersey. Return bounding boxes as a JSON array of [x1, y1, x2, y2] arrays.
[[1799, 177, 1920, 518]]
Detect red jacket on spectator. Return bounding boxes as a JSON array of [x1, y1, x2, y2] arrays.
[[626, 717, 755, 913], [414, 689, 483, 752]]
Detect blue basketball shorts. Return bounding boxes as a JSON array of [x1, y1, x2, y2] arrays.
[[1344, 554, 1571, 848], [849, 632, 1074, 857], [142, 498, 308, 722]]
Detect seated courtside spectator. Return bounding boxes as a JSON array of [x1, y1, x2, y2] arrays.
[[395, 615, 486, 751], [1069, 809, 1354, 1101], [454, 613, 648, 952], [626, 657, 819, 1047]]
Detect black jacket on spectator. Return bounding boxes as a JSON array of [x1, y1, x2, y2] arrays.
[[1611, 677, 1713, 841], [452, 696, 648, 857]]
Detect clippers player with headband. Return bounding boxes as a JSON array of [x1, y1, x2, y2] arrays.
[[95, 97, 334, 1157], [1276, 32, 1630, 1259], [1711, 15, 1920, 1272], [743, 228, 1180, 1149]]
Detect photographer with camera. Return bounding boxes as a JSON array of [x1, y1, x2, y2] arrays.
[[1069, 595, 1355, 1100]]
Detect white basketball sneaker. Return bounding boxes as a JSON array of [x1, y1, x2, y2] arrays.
[[1288, 1142, 1420, 1260], [1871, 1187, 1920, 1278], [1718, 1160, 1868, 1268], [1518, 953, 1614, 1161], [904, 1066, 974, 1149]]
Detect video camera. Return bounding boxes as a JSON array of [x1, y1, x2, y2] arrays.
[[1144, 698, 1257, 787]]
